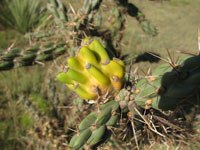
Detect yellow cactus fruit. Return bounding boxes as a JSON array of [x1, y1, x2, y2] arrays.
[[66, 83, 97, 100], [77, 47, 99, 67], [56, 72, 73, 84], [111, 75, 122, 90], [67, 57, 84, 71], [64, 67, 88, 84], [57, 38, 125, 100], [85, 63, 111, 90], [113, 57, 125, 69], [86, 39, 110, 62], [101, 60, 124, 79]]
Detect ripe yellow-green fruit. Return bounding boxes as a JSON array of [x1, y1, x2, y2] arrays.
[[67, 57, 84, 71], [66, 83, 97, 100], [101, 60, 124, 79], [85, 63, 110, 89], [64, 67, 88, 84], [77, 46, 99, 67], [113, 57, 125, 68], [84, 38, 110, 62], [57, 38, 125, 100], [56, 72, 73, 84], [111, 75, 122, 90]]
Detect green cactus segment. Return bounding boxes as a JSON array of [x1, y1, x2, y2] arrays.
[[134, 55, 200, 111], [151, 63, 173, 76], [54, 47, 66, 56], [140, 20, 157, 37], [183, 72, 200, 85], [41, 47, 56, 54], [115, 89, 130, 112], [72, 128, 92, 149], [0, 41, 67, 71], [106, 115, 118, 126], [36, 54, 53, 61], [43, 41, 55, 48], [69, 134, 78, 148], [1, 48, 22, 61], [178, 56, 200, 72], [164, 83, 197, 99], [100, 100, 120, 112], [57, 39, 125, 100], [0, 61, 14, 70], [46, 0, 67, 26], [87, 125, 106, 146], [136, 10, 158, 36], [25, 46, 40, 54], [20, 54, 37, 62], [79, 112, 98, 131], [96, 107, 112, 125], [69, 100, 120, 149]]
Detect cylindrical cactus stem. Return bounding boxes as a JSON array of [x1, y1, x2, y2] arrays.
[[87, 125, 106, 146], [56, 0, 68, 21], [69, 100, 120, 149], [79, 112, 97, 131], [70, 128, 92, 149], [46, 0, 60, 19]]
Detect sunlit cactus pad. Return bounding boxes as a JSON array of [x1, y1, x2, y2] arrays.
[[56, 38, 125, 100], [134, 55, 200, 110]]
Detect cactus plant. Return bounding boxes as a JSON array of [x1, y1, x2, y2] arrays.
[[55, 37, 200, 149]]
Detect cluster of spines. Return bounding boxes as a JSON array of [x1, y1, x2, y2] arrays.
[[56, 38, 125, 100], [68, 100, 120, 149], [46, 0, 67, 26], [134, 55, 200, 110], [82, 0, 101, 15], [0, 41, 67, 71]]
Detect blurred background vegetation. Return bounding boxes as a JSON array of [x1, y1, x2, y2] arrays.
[[0, 0, 200, 149]]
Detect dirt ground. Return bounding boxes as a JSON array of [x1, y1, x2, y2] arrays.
[[123, 0, 200, 56]]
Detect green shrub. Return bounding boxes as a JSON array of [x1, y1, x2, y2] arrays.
[[0, 0, 47, 33]]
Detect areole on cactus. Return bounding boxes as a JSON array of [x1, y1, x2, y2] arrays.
[[56, 38, 125, 100]]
